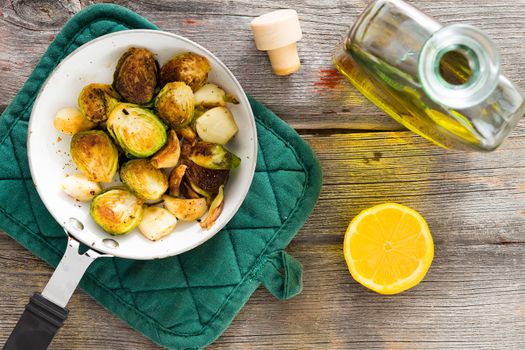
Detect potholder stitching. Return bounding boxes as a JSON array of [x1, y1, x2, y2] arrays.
[[0, 117, 311, 339], [0, 16, 317, 342], [8, 130, 43, 236], [258, 142, 283, 224], [178, 255, 204, 326]]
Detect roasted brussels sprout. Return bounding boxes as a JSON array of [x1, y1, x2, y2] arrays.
[[61, 174, 102, 201], [189, 142, 241, 170], [163, 195, 208, 221], [113, 47, 158, 105], [78, 84, 120, 123], [120, 159, 168, 201], [150, 130, 180, 168], [195, 106, 239, 145], [200, 185, 224, 230], [184, 159, 229, 196], [139, 206, 177, 241], [107, 103, 167, 158], [70, 130, 118, 183], [154, 82, 195, 128], [159, 52, 211, 91], [54, 107, 97, 135], [90, 188, 144, 235]]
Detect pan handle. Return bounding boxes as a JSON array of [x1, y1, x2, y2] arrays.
[[4, 234, 110, 350]]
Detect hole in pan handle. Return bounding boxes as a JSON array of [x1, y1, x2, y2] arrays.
[[3, 231, 112, 350]]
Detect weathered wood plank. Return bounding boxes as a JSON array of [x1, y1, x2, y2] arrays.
[[1, 122, 525, 349], [1, 0, 524, 130], [0, 232, 523, 350]]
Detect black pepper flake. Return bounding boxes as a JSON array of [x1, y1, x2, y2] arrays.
[[122, 109, 129, 115]]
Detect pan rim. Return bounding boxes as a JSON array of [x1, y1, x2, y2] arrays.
[[27, 29, 257, 259]]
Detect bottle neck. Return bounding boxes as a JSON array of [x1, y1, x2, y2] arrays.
[[418, 24, 500, 109]]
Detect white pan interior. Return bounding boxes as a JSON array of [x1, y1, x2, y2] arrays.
[[28, 30, 257, 259]]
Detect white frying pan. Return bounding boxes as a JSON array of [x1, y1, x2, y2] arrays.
[[4, 30, 257, 350]]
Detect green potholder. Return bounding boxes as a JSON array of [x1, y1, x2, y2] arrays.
[[0, 4, 322, 349]]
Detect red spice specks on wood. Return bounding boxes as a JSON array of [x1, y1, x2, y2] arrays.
[[313, 68, 344, 94], [48, 34, 55, 42], [183, 19, 197, 25]]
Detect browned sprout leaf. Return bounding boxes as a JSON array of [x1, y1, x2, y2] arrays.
[[151, 130, 181, 168], [200, 185, 224, 230], [168, 164, 187, 197]]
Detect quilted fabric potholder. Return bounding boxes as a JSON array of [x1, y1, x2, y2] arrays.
[[0, 4, 322, 349]]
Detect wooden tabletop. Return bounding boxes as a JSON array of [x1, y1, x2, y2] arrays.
[[1, 0, 525, 349]]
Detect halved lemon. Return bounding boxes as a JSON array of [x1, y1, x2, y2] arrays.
[[343, 203, 433, 295]]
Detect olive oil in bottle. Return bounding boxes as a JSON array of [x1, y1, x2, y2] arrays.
[[334, 0, 525, 151]]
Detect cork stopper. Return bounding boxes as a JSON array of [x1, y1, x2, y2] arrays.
[[250, 9, 302, 76]]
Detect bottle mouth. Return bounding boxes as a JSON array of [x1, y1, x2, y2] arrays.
[[418, 24, 500, 109]]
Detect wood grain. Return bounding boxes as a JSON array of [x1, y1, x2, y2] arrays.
[[1, 0, 525, 130], [1, 123, 525, 349], [1, 0, 525, 349]]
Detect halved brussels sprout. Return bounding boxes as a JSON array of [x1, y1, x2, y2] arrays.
[[200, 185, 224, 230], [150, 130, 180, 168], [107, 103, 167, 158], [184, 159, 229, 196], [70, 130, 118, 183], [139, 206, 177, 241], [154, 82, 195, 128], [61, 173, 102, 201], [54, 107, 97, 135], [90, 188, 144, 235], [162, 195, 208, 221], [120, 159, 168, 201], [78, 84, 120, 122], [159, 52, 211, 91], [195, 106, 239, 145], [113, 47, 158, 105], [194, 83, 239, 108], [189, 142, 241, 170]]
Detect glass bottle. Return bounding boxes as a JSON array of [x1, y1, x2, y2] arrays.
[[334, 0, 525, 151]]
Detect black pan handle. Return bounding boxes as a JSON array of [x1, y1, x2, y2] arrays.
[[3, 233, 112, 350], [3, 293, 68, 350]]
